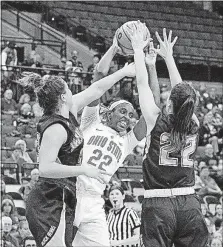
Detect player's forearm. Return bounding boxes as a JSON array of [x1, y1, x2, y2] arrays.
[[92, 69, 126, 98], [165, 55, 182, 87], [89, 46, 117, 107], [134, 49, 148, 87], [147, 64, 160, 107], [39, 162, 86, 178], [96, 45, 118, 75]]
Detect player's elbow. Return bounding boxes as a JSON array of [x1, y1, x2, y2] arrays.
[[38, 162, 53, 177], [95, 64, 108, 77]]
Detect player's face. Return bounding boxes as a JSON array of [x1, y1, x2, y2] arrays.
[[108, 104, 134, 132], [63, 82, 73, 110], [109, 189, 125, 209]]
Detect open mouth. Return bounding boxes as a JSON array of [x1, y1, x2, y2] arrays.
[[113, 199, 118, 204], [118, 120, 128, 129]]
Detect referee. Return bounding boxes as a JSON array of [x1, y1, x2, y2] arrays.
[[107, 185, 140, 247]]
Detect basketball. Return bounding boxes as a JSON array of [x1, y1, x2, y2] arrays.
[[116, 21, 150, 56]]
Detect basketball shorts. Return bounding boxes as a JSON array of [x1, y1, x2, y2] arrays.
[[26, 183, 77, 247], [72, 191, 110, 247], [141, 194, 209, 247]]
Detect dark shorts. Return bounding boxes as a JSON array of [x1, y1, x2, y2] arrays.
[[26, 182, 77, 247], [141, 194, 208, 247]]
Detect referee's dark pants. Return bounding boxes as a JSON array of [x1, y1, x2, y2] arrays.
[[141, 193, 208, 247]]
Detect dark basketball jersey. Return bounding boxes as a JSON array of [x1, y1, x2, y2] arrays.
[[37, 113, 84, 190], [143, 108, 199, 190]]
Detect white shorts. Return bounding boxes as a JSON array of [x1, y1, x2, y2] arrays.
[[73, 193, 110, 247]]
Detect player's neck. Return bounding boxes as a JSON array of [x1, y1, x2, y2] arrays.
[[113, 203, 124, 212], [56, 105, 69, 119]]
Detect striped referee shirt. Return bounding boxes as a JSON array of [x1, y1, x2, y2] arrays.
[[107, 206, 140, 241]]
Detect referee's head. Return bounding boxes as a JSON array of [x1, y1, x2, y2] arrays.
[[108, 185, 125, 210]]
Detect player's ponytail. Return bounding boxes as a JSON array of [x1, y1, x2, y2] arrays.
[[19, 73, 66, 115], [169, 83, 196, 152], [19, 72, 43, 91]]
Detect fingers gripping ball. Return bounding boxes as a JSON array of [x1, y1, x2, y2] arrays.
[[116, 21, 150, 56]]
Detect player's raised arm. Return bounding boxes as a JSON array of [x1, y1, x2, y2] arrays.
[[145, 42, 161, 108], [155, 28, 181, 88], [71, 62, 135, 116], [86, 29, 122, 108], [156, 28, 199, 124], [80, 31, 122, 131], [127, 21, 160, 133]]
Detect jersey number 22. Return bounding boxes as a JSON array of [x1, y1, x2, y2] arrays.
[[87, 149, 112, 171], [159, 133, 197, 167]]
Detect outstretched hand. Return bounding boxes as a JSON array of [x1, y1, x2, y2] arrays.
[[126, 20, 151, 51], [145, 41, 159, 66], [121, 62, 136, 77], [155, 28, 178, 60]]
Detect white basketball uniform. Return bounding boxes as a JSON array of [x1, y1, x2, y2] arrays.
[[73, 105, 139, 247]]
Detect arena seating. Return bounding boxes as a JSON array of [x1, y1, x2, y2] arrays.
[[43, 1, 223, 66]]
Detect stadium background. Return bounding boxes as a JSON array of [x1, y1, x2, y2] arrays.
[[1, 1, 222, 247]]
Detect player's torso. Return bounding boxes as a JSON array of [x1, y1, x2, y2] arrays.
[[37, 113, 83, 190], [78, 123, 127, 194], [143, 112, 198, 190]]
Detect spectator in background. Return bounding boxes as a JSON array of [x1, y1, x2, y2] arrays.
[[0, 177, 13, 201], [87, 54, 101, 73], [212, 204, 222, 224], [1, 41, 17, 78], [20, 168, 39, 202], [198, 166, 222, 197], [201, 144, 218, 166], [14, 140, 33, 163], [60, 57, 67, 70], [32, 102, 43, 118], [123, 141, 144, 166], [69, 50, 83, 68], [18, 94, 31, 111], [1, 89, 18, 115], [69, 67, 83, 94], [1, 198, 18, 223], [2, 216, 19, 247], [22, 236, 37, 247], [3, 146, 26, 174], [203, 88, 220, 109], [15, 220, 32, 246], [28, 48, 42, 68], [210, 238, 222, 247], [28, 140, 38, 163], [107, 185, 140, 247], [16, 104, 36, 138]]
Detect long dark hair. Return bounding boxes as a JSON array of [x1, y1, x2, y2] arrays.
[[19, 73, 66, 115], [169, 83, 197, 152]]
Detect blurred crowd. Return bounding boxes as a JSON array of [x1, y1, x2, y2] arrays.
[[1, 41, 222, 247]]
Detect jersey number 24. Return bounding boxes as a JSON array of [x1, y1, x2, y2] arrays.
[[159, 132, 197, 168]]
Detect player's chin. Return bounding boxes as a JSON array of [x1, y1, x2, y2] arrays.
[[116, 123, 129, 133]]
